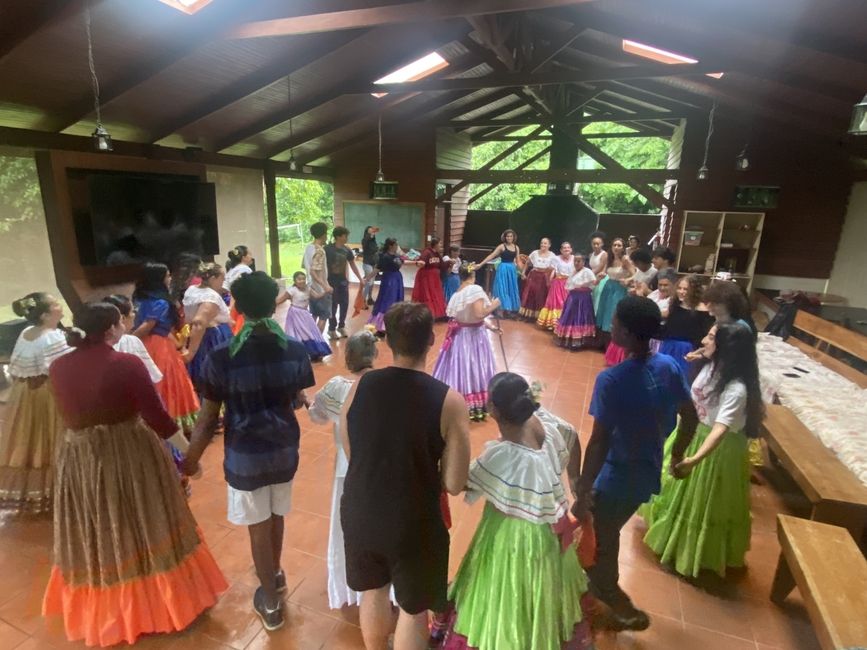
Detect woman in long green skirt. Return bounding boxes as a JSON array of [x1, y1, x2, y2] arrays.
[[642, 321, 764, 578], [434, 373, 593, 650]]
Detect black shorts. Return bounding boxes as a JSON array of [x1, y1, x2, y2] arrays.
[[343, 519, 449, 615]]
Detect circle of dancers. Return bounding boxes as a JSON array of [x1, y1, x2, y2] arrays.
[[0, 222, 765, 649]]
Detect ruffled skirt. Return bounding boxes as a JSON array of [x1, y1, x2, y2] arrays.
[[554, 289, 596, 349], [412, 268, 447, 319], [432, 324, 497, 410], [444, 274, 461, 304], [368, 271, 405, 332], [187, 324, 233, 389], [0, 376, 64, 514], [142, 334, 200, 427], [492, 262, 520, 312], [641, 422, 751, 578], [657, 339, 695, 378], [537, 277, 569, 330], [520, 269, 550, 320], [604, 342, 628, 366], [43, 418, 228, 646], [284, 307, 332, 360], [436, 504, 592, 650], [594, 278, 627, 332]]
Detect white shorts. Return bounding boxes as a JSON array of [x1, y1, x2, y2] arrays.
[[227, 481, 293, 526]]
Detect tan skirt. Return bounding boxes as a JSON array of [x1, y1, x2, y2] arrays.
[[0, 376, 64, 514], [42, 417, 227, 647]]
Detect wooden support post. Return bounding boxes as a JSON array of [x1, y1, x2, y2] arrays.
[[264, 164, 282, 279]]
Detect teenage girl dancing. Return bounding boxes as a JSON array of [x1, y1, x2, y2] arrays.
[[479, 229, 521, 318]]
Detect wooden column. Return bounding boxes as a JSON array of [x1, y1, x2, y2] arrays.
[[264, 164, 282, 279]]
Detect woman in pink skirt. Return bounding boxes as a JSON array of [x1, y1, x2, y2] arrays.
[[537, 241, 574, 330], [554, 254, 597, 350]]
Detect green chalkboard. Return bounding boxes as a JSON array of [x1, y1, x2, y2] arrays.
[[343, 200, 425, 251]]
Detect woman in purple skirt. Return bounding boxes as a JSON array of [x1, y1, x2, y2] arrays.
[[367, 238, 405, 335], [433, 263, 501, 421], [554, 253, 597, 350]]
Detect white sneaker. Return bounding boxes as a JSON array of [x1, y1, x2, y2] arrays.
[[337, 328, 349, 338]]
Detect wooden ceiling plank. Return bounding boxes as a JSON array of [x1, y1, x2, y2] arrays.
[[352, 60, 732, 94], [148, 30, 365, 143], [227, 0, 595, 39], [530, 23, 586, 73], [0, 0, 95, 64]]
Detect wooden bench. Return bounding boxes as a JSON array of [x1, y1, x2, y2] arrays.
[[761, 404, 867, 546], [788, 309, 867, 389], [771, 515, 867, 650]]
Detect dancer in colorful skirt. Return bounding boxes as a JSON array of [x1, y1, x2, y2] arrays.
[[183, 262, 234, 393], [479, 229, 521, 317], [589, 233, 608, 314], [309, 331, 379, 609], [597, 238, 633, 358], [133, 263, 200, 430], [0, 293, 70, 514], [224, 245, 254, 334], [434, 373, 593, 650], [443, 245, 462, 304], [519, 237, 555, 321], [104, 294, 162, 383], [537, 241, 575, 330], [367, 238, 405, 335], [555, 254, 597, 350], [433, 263, 500, 421], [411, 236, 449, 320], [44, 302, 227, 647], [646, 268, 676, 354], [279, 271, 332, 360], [642, 321, 763, 577], [657, 274, 713, 377]]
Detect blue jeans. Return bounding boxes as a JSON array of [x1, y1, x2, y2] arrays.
[[362, 263, 375, 301]]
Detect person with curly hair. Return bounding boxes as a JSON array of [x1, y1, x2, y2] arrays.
[[657, 274, 714, 377]]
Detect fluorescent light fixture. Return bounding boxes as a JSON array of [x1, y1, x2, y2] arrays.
[[622, 39, 723, 79], [372, 52, 448, 97]]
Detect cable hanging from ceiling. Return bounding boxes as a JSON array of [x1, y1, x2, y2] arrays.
[[85, 0, 112, 152]]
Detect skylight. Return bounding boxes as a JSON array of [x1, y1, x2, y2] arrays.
[[622, 39, 723, 79], [157, 0, 215, 15], [372, 52, 449, 97]]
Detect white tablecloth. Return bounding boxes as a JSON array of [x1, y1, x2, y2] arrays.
[[756, 333, 867, 486]]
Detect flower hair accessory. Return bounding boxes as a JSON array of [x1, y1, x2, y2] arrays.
[[20, 297, 37, 311], [527, 380, 545, 404], [363, 324, 378, 336], [70, 326, 86, 338], [232, 247, 241, 257]]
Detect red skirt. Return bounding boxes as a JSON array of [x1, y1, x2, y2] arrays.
[[142, 335, 200, 426], [519, 269, 550, 319], [412, 267, 447, 318]]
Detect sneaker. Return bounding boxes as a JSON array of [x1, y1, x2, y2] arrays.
[[253, 587, 284, 631], [337, 327, 349, 338], [328, 330, 339, 340], [607, 604, 650, 632], [275, 570, 287, 594]]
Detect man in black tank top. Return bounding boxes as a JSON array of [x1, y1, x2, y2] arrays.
[[339, 302, 470, 650]]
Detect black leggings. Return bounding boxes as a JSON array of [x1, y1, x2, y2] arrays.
[[329, 282, 350, 330]]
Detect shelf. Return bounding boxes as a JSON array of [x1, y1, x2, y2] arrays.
[[723, 228, 761, 233]]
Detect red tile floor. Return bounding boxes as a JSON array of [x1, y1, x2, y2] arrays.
[[0, 307, 822, 649]]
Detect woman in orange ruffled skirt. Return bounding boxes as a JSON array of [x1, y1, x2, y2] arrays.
[[45, 302, 227, 647]]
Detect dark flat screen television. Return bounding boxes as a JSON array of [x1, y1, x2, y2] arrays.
[[68, 170, 219, 267]]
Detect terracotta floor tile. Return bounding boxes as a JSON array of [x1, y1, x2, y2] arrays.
[[292, 478, 335, 518], [681, 624, 758, 650], [749, 598, 820, 650], [283, 510, 330, 558], [245, 604, 337, 650], [195, 580, 262, 650], [679, 581, 756, 642], [321, 621, 365, 649], [619, 565, 682, 622], [287, 559, 336, 619], [0, 619, 28, 650], [7, 639, 56, 650], [594, 614, 684, 649]]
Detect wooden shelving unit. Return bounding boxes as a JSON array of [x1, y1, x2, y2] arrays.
[[676, 211, 765, 293]]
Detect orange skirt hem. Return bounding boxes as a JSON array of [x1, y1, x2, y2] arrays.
[[42, 537, 228, 647]]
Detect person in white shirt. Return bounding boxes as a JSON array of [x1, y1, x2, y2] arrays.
[[303, 222, 334, 330], [555, 254, 598, 350], [519, 238, 555, 321], [277, 271, 332, 360], [642, 321, 764, 578]]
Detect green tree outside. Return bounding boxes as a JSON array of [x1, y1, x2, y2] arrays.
[[469, 123, 670, 214]]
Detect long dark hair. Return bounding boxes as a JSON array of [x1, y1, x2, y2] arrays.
[[362, 226, 376, 243], [709, 322, 764, 438], [380, 237, 398, 254], [67, 302, 120, 348], [170, 252, 202, 302], [133, 262, 179, 327], [12, 292, 53, 326]]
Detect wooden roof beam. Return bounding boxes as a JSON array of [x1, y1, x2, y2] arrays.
[[0, 0, 94, 64], [227, 0, 595, 39], [444, 109, 687, 128], [473, 132, 667, 141], [148, 30, 365, 144], [435, 168, 677, 183], [53, 2, 256, 133], [468, 144, 552, 204], [351, 60, 731, 94]]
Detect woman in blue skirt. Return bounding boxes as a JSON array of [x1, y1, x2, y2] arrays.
[[479, 229, 521, 317], [367, 238, 405, 335]]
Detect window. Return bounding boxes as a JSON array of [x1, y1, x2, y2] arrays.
[[157, 0, 216, 15], [622, 39, 723, 79]]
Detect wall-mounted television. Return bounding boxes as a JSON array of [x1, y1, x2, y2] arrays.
[[68, 169, 219, 267]]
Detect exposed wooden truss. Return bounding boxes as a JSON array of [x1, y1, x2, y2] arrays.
[[434, 168, 677, 183], [468, 145, 552, 204]]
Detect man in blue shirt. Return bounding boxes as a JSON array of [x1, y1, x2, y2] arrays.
[[184, 271, 315, 632], [575, 296, 698, 631]]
